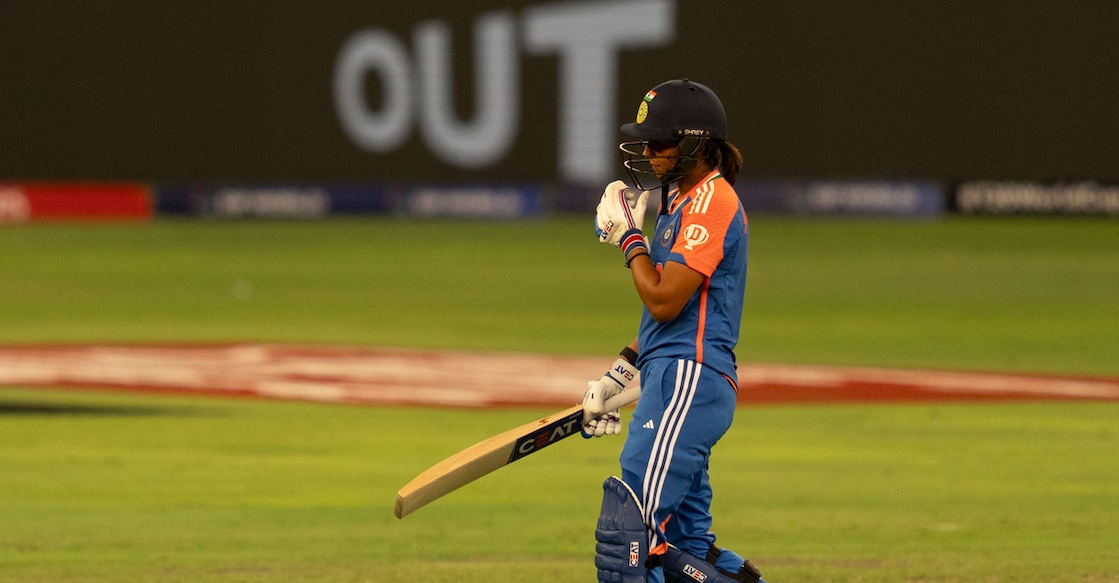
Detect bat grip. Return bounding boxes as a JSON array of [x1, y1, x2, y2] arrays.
[[587, 387, 641, 423], [604, 387, 640, 410]]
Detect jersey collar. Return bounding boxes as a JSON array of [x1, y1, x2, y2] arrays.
[[666, 170, 722, 214]]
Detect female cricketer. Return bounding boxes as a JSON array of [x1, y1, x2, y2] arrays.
[[585, 79, 766, 583]]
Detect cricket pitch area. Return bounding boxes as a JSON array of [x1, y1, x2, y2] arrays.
[[1, 343, 1117, 406]]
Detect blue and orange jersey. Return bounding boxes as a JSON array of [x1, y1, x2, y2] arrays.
[[636, 170, 748, 381]]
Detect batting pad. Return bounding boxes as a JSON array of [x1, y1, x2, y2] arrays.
[[595, 476, 649, 583]]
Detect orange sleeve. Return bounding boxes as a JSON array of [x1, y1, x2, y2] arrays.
[[670, 182, 739, 277]]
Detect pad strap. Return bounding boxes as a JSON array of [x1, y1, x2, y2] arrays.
[[594, 477, 649, 583], [664, 546, 764, 583]]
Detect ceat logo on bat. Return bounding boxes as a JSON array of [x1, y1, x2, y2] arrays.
[[509, 412, 583, 462], [682, 224, 710, 250], [629, 541, 640, 567]]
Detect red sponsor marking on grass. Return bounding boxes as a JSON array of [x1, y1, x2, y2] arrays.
[[0, 344, 1116, 407]]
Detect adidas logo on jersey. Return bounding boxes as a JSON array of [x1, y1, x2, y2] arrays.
[[642, 420, 655, 430]]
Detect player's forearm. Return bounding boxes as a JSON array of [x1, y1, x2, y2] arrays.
[[628, 255, 686, 323]]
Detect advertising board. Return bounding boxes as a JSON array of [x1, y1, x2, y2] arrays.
[[0, 183, 151, 223]]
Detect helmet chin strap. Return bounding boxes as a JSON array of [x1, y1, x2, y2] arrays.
[[657, 136, 709, 207]]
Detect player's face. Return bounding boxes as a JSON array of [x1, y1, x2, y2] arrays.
[[643, 140, 680, 179]]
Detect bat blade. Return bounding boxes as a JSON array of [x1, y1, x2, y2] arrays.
[[394, 388, 639, 519]]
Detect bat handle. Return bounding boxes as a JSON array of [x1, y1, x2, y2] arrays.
[[605, 387, 640, 410], [588, 387, 641, 423]]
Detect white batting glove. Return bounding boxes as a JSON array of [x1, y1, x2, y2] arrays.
[[582, 357, 639, 438], [583, 404, 622, 437], [595, 180, 650, 247]]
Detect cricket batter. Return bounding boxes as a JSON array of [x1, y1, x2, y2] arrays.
[[585, 79, 765, 583]]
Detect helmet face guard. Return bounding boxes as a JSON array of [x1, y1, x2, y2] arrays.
[[619, 136, 709, 191], [617, 79, 727, 191]]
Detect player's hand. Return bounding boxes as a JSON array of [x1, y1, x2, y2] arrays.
[[583, 357, 638, 416], [583, 407, 622, 438], [595, 180, 649, 247], [582, 357, 639, 438], [582, 379, 623, 438]]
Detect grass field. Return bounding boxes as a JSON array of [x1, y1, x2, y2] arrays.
[[2, 216, 1117, 582], [2, 216, 1116, 374], [0, 389, 1115, 582]]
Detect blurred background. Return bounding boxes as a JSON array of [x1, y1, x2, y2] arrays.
[[3, 0, 1118, 219], [2, 5, 1117, 581], [1, 0, 1117, 375]]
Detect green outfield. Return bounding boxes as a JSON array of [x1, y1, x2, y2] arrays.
[[1, 216, 1117, 582], [2, 216, 1116, 373], [0, 389, 1115, 582]]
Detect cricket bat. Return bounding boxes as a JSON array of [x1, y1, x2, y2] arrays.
[[394, 387, 640, 519]]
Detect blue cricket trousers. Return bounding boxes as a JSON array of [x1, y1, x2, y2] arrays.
[[619, 358, 742, 581]]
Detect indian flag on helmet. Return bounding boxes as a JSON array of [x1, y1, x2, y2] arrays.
[[636, 90, 656, 124]]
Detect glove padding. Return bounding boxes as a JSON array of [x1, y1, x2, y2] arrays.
[[595, 180, 649, 247], [583, 401, 622, 437], [582, 357, 639, 438]]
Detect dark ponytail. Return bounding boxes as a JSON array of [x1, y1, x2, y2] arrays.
[[702, 140, 744, 185], [717, 141, 743, 185]]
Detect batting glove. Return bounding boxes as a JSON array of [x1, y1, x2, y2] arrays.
[[582, 357, 639, 438], [583, 405, 622, 438], [595, 180, 649, 247]]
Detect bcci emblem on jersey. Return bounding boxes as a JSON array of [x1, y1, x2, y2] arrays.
[[660, 226, 674, 247]]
